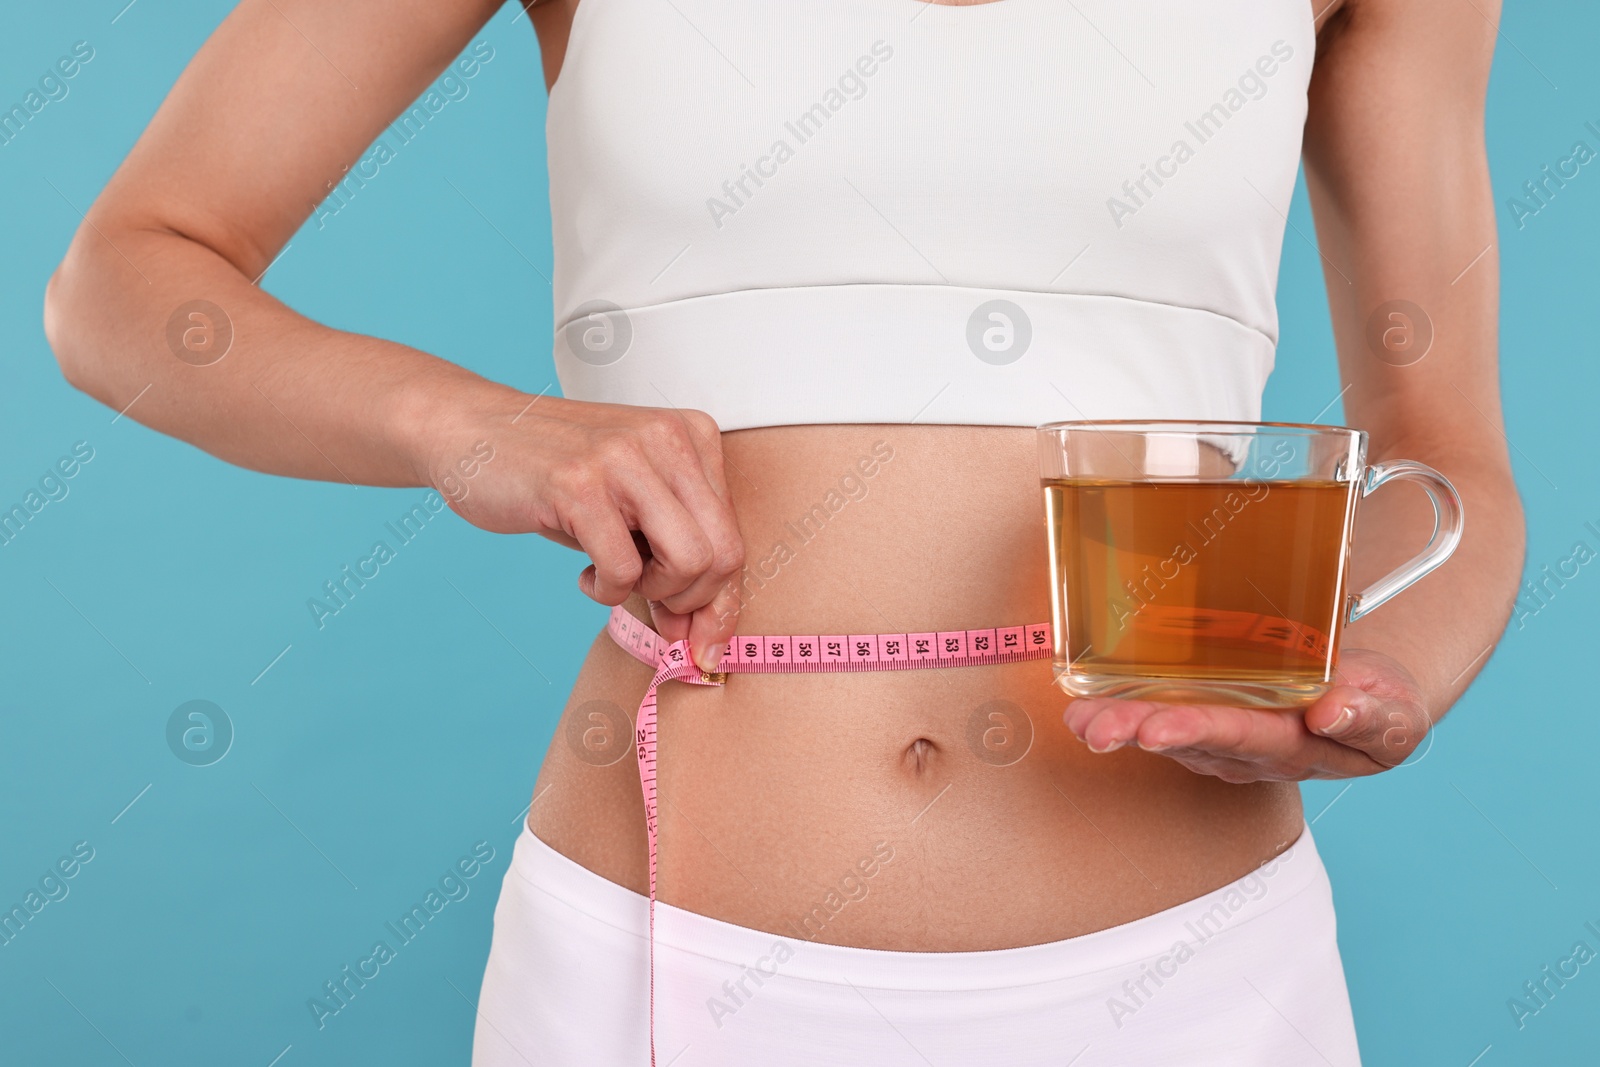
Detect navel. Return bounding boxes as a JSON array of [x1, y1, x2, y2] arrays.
[[902, 737, 939, 775]]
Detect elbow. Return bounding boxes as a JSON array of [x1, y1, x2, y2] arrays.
[[43, 244, 109, 402], [42, 265, 76, 380]]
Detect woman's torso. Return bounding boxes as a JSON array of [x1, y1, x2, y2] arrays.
[[530, 425, 1306, 950], [526, 0, 1328, 950]]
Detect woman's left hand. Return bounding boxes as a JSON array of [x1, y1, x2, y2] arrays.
[[1062, 648, 1432, 783]]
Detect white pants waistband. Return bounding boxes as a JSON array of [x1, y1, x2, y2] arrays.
[[473, 821, 1359, 1065]]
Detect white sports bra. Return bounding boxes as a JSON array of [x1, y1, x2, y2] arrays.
[[547, 0, 1313, 431]]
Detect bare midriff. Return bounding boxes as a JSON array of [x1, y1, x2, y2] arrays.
[[526, 425, 1305, 952]]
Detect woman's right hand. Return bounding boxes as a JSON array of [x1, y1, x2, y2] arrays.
[[413, 387, 746, 672], [40, 0, 749, 669]]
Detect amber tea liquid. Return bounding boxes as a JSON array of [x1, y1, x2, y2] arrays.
[[1044, 477, 1360, 706]]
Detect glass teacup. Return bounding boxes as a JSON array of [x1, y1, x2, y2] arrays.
[[1038, 420, 1463, 708]]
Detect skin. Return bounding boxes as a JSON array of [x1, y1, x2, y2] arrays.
[[43, 0, 1522, 952]]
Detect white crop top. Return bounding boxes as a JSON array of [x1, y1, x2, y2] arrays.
[[546, 0, 1313, 431]]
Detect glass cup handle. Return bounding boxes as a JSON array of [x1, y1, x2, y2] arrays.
[[1346, 460, 1465, 623]]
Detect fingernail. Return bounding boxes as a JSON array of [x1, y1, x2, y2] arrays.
[[1086, 738, 1125, 754], [1319, 706, 1357, 737], [696, 643, 725, 672]]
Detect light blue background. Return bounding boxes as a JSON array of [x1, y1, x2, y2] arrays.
[[1, 3, 1594, 1065]]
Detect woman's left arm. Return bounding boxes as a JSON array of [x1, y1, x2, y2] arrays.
[[1064, 0, 1526, 781]]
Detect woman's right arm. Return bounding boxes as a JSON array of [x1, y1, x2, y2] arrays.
[[42, 0, 745, 668]]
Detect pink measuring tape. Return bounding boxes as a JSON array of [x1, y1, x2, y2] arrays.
[[605, 604, 1053, 1064]]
